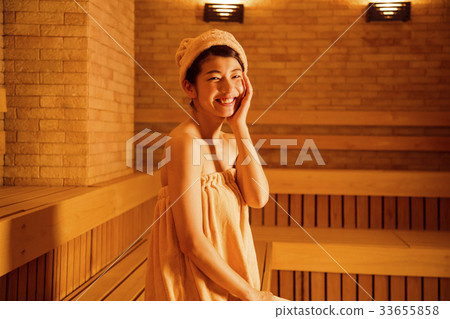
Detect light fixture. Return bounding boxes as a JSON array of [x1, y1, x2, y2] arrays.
[[366, 2, 411, 22], [204, 3, 244, 23]]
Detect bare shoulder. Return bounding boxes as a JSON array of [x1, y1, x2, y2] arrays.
[[163, 120, 200, 158], [160, 120, 201, 187], [165, 123, 197, 158], [167, 120, 203, 169], [168, 119, 201, 140]]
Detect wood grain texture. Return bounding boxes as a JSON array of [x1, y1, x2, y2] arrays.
[[253, 134, 450, 152], [135, 109, 450, 127], [328, 195, 342, 301], [266, 169, 450, 197], [253, 226, 450, 278], [0, 172, 161, 277]]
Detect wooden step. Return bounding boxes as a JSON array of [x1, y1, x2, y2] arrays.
[[253, 226, 450, 293], [64, 239, 148, 301], [104, 261, 146, 301]]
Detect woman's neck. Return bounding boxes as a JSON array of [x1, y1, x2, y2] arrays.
[[191, 108, 225, 140]]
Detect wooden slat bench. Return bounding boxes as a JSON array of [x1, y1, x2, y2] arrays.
[[0, 172, 160, 301], [252, 226, 450, 295], [2, 168, 449, 300], [63, 237, 149, 301], [64, 225, 450, 301], [7, 168, 446, 279], [0, 172, 161, 277]]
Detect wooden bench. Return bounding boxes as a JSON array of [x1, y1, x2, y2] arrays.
[[63, 237, 149, 301], [0, 173, 161, 301], [2, 168, 449, 300], [252, 226, 450, 295], [0, 173, 160, 278], [63, 225, 450, 301]]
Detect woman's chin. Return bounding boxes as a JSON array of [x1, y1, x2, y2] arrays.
[[213, 101, 236, 117], [218, 110, 235, 119]]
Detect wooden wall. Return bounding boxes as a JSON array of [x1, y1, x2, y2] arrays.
[[0, 199, 154, 301], [250, 194, 450, 301]]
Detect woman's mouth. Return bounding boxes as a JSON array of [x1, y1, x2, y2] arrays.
[[215, 97, 236, 106]]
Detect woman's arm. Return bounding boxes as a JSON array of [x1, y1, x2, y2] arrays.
[[227, 72, 269, 208], [232, 125, 269, 208], [166, 135, 259, 301]]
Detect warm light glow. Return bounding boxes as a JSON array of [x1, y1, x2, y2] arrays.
[[216, 8, 234, 12], [379, 7, 399, 11], [203, 0, 260, 7], [376, 2, 405, 16], [210, 0, 242, 4], [211, 4, 238, 9], [366, 1, 411, 21], [375, 3, 403, 7], [204, 2, 244, 23], [361, 0, 423, 4]]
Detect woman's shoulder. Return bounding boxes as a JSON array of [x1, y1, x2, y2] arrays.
[[168, 119, 201, 140], [163, 120, 202, 161], [159, 120, 201, 187]]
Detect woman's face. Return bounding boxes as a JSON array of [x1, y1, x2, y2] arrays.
[[192, 55, 245, 118]]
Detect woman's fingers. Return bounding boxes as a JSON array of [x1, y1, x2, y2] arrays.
[[273, 295, 290, 301], [243, 72, 253, 97], [240, 73, 252, 106]]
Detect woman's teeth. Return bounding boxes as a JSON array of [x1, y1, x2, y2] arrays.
[[217, 98, 235, 104]]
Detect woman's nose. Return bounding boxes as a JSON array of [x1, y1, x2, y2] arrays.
[[219, 78, 233, 93]]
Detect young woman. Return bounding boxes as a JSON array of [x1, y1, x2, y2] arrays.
[[145, 29, 287, 301]]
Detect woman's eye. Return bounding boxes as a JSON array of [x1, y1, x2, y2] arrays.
[[207, 74, 241, 81]]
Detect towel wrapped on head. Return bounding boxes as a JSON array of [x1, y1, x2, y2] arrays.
[[175, 29, 248, 89]]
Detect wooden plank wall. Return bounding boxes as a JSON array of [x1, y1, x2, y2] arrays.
[[0, 199, 155, 301], [249, 195, 450, 301]]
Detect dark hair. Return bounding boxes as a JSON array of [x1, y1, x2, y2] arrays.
[[185, 45, 245, 85]]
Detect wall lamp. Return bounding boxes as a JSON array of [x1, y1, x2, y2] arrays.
[[203, 3, 244, 23], [366, 2, 411, 22]]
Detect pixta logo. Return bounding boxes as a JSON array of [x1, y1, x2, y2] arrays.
[[191, 138, 325, 167], [126, 130, 325, 176], [126, 129, 171, 175]]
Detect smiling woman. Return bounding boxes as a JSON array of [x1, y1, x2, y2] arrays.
[[144, 29, 286, 301], [185, 50, 245, 119], [186, 45, 245, 107]]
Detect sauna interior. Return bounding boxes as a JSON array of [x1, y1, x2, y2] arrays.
[[0, 0, 449, 301]]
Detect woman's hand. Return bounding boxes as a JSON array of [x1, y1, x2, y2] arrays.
[[273, 295, 290, 301], [227, 72, 253, 131], [248, 289, 290, 301]]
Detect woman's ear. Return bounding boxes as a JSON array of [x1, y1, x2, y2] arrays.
[[182, 79, 197, 99]]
